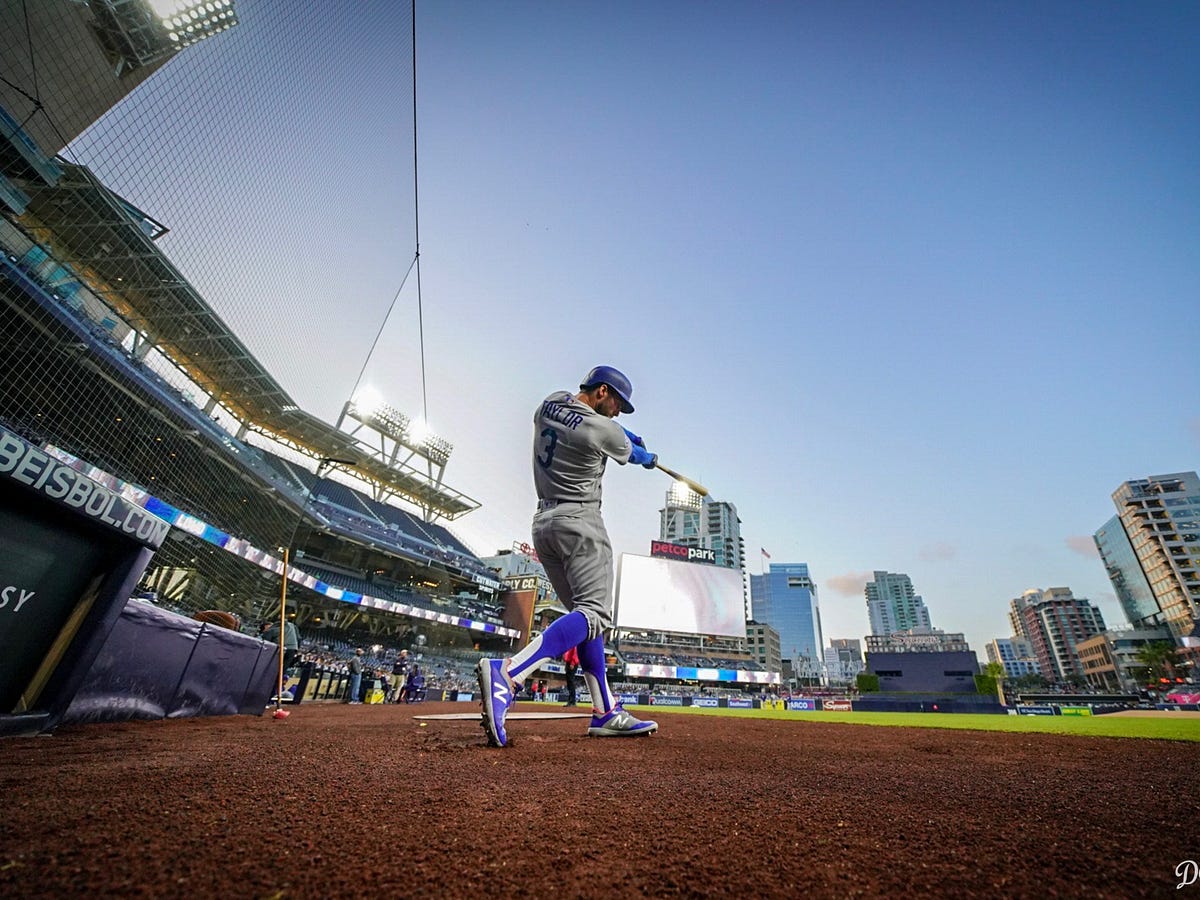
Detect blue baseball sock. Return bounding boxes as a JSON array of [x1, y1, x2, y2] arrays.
[[577, 635, 616, 713], [508, 610, 589, 683]]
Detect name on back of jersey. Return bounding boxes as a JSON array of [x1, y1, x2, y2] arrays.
[[540, 399, 583, 431]]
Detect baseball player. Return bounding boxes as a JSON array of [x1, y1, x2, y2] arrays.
[[476, 365, 659, 747]]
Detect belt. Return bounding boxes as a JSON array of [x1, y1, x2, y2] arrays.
[[536, 498, 600, 512]]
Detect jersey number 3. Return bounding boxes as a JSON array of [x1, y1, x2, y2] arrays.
[[537, 427, 558, 469]]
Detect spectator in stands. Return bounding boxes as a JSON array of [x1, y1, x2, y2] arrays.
[[347, 648, 365, 703], [562, 646, 580, 707], [476, 366, 659, 746]]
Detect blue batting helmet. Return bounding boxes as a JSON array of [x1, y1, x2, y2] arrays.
[[580, 365, 635, 414]]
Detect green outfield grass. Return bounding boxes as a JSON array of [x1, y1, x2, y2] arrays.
[[634, 705, 1200, 742]]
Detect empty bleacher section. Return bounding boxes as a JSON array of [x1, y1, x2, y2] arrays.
[[297, 559, 506, 628], [366, 497, 476, 559], [298, 563, 376, 599], [300, 475, 498, 584], [313, 478, 385, 523], [259, 453, 320, 494]]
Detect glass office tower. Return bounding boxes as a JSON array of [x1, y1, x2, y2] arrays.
[[749, 563, 824, 667]]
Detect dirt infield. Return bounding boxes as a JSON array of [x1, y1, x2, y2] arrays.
[[1, 702, 1194, 898]]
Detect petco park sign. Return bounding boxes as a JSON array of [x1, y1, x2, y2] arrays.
[[650, 540, 715, 565]]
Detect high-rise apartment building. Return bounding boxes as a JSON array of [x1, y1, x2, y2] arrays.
[[865, 571, 932, 635], [985, 636, 1040, 680], [749, 563, 823, 665], [660, 486, 747, 617], [659, 486, 743, 570], [1095, 473, 1200, 646], [1009, 588, 1106, 683]]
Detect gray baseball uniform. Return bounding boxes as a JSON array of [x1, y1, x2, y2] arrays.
[[531, 391, 632, 638]]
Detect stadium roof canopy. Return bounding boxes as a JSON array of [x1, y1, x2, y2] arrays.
[[18, 160, 480, 520]]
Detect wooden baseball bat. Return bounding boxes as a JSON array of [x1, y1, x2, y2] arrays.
[[654, 460, 709, 497]]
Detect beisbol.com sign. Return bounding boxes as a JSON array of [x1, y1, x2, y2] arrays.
[[0, 428, 169, 545], [649, 540, 715, 565]]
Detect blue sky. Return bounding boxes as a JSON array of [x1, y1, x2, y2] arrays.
[[73, 1, 1198, 653]]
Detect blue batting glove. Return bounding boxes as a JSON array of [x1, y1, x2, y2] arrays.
[[629, 444, 657, 469], [622, 427, 645, 447]]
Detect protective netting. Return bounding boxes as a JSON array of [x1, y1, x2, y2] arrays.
[[0, 1, 509, 650]]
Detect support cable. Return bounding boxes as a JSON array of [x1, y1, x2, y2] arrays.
[[345, 0, 429, 425], [412, 0, 429, 423]]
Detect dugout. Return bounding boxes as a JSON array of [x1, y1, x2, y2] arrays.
[[0, 426, 168, 736]]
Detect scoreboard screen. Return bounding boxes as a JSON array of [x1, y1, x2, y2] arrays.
[[614, 553, 745, 638]]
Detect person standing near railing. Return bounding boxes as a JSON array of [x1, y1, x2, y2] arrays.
[[347, 648, 364, 703], [389, 649, 410, 702], [562, 645, 580, 707], [262, 615, 299, 673]]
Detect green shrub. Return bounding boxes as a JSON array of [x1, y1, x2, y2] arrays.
[[856, 672, 880, 693]]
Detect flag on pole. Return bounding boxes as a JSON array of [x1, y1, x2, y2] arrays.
[[761, 548, 771, 559]]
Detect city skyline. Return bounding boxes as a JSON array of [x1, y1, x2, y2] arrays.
[[59, 2, 1199, 655]]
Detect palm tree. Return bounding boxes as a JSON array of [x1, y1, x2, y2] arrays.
[[982, 661, 1007, 702], [1134, 641, 1179, 687]]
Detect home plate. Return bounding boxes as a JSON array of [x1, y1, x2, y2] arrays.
[[414, 712, 590, 720]]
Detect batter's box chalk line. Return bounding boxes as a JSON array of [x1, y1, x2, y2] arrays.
[[414, 712, 591, 721]]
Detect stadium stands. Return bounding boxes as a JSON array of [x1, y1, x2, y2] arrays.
[[313, 478, 385, 522], [0, 226, 509, 647], [0, 3, 553, 720], [259, 453, 320, 494]]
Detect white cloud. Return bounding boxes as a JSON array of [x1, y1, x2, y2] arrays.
[[919, 542, 956, 562], [826, 571, 874, 597], [1066, 535, 1099, 558]]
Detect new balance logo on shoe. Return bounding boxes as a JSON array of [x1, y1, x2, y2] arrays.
[[587, 705, 658, 737], [477, 658, 513, 748]]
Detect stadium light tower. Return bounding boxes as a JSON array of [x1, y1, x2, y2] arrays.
[[148, 0, 239, 48], [350, 385, 387, 420], [89, 0, 239, 74], [337, 394, 454, 471], [669, 480, 701, 506]]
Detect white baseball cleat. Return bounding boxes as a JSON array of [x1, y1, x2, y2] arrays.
[[586, 705, 658, 737]]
